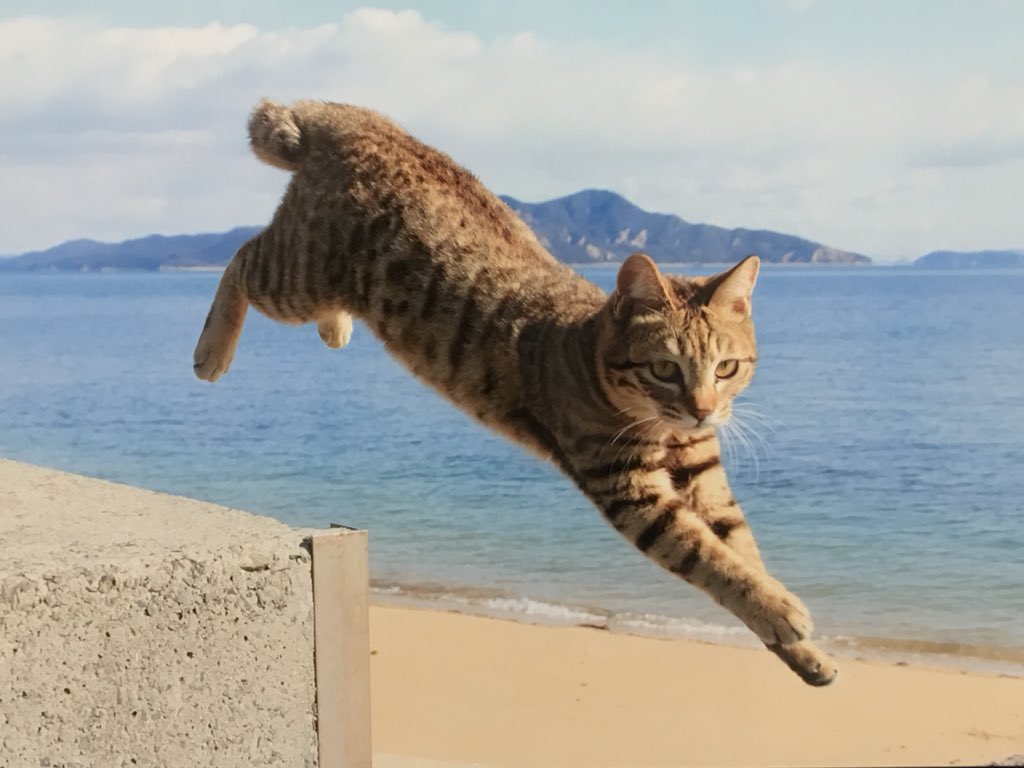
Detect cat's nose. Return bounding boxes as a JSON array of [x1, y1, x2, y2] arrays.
[[691, 407, 713, 423]]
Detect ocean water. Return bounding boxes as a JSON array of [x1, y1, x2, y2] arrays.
[[1, 266, 1022, 673]]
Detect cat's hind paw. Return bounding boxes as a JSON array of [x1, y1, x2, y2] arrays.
[[317, 312, 353, 349], [193, 331, 235, 382]]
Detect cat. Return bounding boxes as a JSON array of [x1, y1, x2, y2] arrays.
[[194, 98, 837, 686]]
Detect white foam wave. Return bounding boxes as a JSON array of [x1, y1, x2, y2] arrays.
[[369, 581, 754, 643], [611, 611, 754, 645], [476, 596, 608, 626]]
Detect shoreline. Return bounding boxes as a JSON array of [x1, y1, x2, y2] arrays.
[[368, 581, 1024, 680]]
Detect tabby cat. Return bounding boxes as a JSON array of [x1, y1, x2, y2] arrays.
[[194, 99, 837, 685]]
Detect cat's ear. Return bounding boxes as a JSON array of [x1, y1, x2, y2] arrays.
[[705, 255, 760, 318], [614, 253, 675, 314]]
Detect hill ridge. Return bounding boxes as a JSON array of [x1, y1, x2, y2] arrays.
[[1, 189, 870, 271]]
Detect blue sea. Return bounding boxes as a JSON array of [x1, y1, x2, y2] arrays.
[[1, 266, 1022, 673]]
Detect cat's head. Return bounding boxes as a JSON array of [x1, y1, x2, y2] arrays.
[[597, 253, 759, 434]]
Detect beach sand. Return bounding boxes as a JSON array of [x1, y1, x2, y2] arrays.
[[370, 605, 1024, 767]]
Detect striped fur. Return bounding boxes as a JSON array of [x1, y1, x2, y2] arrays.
[[194, 99, 837, 686]]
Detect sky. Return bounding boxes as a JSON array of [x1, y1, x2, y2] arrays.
[[1, 1, 1022, 262]]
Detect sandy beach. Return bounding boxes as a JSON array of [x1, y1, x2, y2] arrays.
[[370, 605, 1024, 767]]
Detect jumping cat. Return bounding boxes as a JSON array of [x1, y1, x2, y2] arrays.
[[194, 99, 837, 685]]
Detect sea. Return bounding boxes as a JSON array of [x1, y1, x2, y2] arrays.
[[1, 265, 1022, 675]]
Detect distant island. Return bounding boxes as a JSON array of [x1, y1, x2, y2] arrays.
[[913, 250, 1024, 269], [0, 228, 262, 273], [500, 190, 869, 266], [0, 188, 871, 272]]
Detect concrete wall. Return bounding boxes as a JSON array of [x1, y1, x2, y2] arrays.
[[0, 460, 319, 767]]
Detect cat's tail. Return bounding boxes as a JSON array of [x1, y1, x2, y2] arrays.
[[248, 99, 305, 172]]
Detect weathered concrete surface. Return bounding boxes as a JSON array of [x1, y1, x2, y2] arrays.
[[0, 459, 318, 767]]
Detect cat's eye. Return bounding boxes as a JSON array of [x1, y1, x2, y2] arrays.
[[649, 360, 681, 382], [715, 359, 740, 379]]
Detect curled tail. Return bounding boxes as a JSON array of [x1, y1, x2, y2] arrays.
[[248, 99, 306, 172]]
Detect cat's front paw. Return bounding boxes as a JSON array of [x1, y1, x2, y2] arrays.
[[745, 581, 813, 646], [765, 639, 838, 687]]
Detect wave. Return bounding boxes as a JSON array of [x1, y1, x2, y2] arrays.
[[370, 578, 1024, 677], [371, 579, 611, 627], [826, 633, 1024, 675]]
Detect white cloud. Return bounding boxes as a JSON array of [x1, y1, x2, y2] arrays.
[[1, 10, 1022, 259]]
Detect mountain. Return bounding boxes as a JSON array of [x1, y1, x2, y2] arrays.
[[0, 228, 260, 272], [0, 189, 870, 271], [501, 190, 870, 265], [913, 250, 1024, 269]]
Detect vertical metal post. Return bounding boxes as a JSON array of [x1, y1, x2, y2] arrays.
[[312, 527, 372, 767]]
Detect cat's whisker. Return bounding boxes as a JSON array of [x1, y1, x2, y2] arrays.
[[593, 406, 640, 451], [602, 416, 659, 465], [733, 411, 773, 455], [731, 423, 753, 476], [727, 411, 777, 483], [608, 413, 649, 444], [731, 414, 778, 435], [599, 406, 651, 449], [638, 418, 666, 447], [610, 417, 664, 474], [731, 426, 759, 482], [730, 403, 782, 432], [606, 413, 655, 446], [596, 414, 664, 483], [717, 421, 738, 472]]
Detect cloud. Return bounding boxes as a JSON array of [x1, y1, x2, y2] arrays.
[[904, 76, 1024, 168], [1, 10, 1022, 258], [909, 139, 1024, 169]]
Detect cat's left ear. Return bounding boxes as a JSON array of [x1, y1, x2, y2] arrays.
[[705, 255, 760, 318]]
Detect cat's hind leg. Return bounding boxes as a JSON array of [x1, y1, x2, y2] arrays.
[[316, 310, 354, 349], [193, 247, 250, 382]]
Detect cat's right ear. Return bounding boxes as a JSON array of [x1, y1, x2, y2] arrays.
[[614, 253, 674, 316]]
